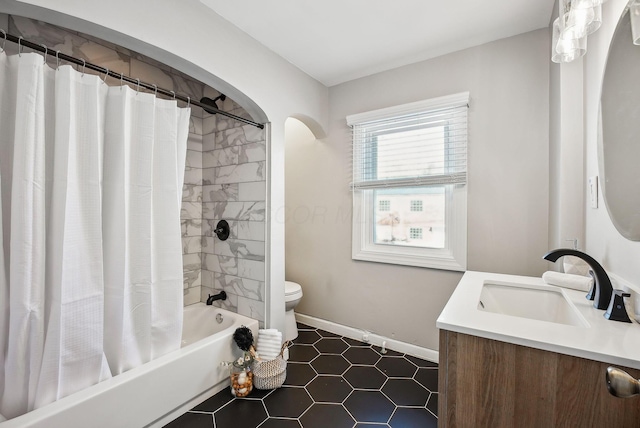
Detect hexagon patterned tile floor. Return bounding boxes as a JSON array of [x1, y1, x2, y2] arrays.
[[164, 323, 438, 428]]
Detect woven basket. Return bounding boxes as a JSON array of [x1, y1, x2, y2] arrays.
[[252, 342, 289, 390]]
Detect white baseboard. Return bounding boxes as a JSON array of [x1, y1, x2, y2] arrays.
[[295, 313, 439, 364]]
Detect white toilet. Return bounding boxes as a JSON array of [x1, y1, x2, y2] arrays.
[[284, 281, 303, 341]]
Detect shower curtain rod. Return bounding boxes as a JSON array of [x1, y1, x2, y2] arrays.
[[0, 30, 265, 129]]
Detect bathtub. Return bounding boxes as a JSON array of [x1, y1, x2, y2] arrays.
[[0, 303, 259, 428]]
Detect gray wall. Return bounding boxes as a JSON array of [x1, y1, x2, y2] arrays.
[[285, 29, 550, 351], [547, 0, 587, 255]]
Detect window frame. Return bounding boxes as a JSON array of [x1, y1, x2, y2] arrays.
[[348, 93, 468, 272]]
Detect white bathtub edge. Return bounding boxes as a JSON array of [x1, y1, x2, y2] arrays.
[[146, 377, 229, 428], [0, 308, 258, 428]]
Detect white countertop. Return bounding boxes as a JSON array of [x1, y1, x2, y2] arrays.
[[436, 271, 640, 369]]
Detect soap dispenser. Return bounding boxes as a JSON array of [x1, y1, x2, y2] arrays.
[[604, 290, 633, 323]]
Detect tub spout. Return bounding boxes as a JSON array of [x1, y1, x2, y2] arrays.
[[543, 248, 613, 310], [206, 291, 227, 305]]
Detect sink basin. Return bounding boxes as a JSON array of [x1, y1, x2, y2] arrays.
[[478, 281, 589, 327]]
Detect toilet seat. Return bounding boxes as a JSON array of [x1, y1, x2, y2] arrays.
[[285, 281, 303, 301]]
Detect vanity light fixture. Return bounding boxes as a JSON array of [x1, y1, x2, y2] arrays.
[[552, 0, 609, 63]]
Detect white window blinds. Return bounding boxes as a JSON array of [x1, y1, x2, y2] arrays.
[[347, 92, 469, 191]]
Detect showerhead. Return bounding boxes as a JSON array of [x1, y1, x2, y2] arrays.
[[200, 94, 227, 113]]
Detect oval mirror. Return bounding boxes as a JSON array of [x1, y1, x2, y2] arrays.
[[599, 8, 640, 240]]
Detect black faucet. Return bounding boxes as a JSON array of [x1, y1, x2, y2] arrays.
[[206, 291, 227, 305], [543, 248, 613, 310]]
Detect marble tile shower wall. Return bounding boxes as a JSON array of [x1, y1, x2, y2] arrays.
[[4, 15, 266, 319], [200, 104, 267, 326]]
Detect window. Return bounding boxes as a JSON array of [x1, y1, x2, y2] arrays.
[[347, 93, 468, 271]]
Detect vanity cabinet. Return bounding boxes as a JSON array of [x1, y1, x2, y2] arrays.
[[438, 330, 640, 427]]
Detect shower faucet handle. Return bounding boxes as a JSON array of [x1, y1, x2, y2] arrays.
[[213, 219, 230, 241]]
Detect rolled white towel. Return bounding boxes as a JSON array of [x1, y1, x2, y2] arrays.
[[258, 331, 282, 343], [259, 352, 279, 360], [257, 353, 279, 361], [256, 341, 281, 352], [257, 343, 281, 353], [258, 332, 281, 340], [257, 350, 279, 360], [256, 330, 283, 360], [542, 271, 593, 292], [257, 333, 282, 343]]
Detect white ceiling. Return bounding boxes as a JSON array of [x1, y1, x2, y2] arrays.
[[200, 0, 555, 87]]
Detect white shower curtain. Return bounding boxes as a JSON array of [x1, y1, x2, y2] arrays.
[[0, 51, 189, 419]]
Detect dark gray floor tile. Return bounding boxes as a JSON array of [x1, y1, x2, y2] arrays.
[[163, 412, 213, 428], [191, 389, 233, 412], [389, 407, 437, 428], [343, 337, 369, 347], [316, 329, 341, 338], [345, 390, 395, 423], [376, 356, 418, 378], [296, 322, 314, 330], [294, 330, 321, 344], [415, 367, 438, 392], [405, 354, 438, 368], [343, 347, 381, 365], [382, 378, 430, 406], [427, 392, 438, 415], [247, 387, 276, 399], [214, 399, 268, 428], [288, 344, 319, 362], [306, 375, 353, 403], [299, 403, 355, 428], [310, 354, 350, 375], [344, 365, 387, 389], [314, 337, 349, 354], [284, 362, 317, 386], [263, 386, 313, 418], [259, 418, 302, 428]]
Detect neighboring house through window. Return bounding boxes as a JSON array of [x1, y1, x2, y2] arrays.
[[409, 227, 423, 240], [348, 92, 468, 271]]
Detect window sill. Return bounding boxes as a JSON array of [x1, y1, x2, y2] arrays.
[[352, 245, 466, 271]]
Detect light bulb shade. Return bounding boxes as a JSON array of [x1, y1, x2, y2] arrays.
[[631, 4, 640, 45], [552, 17, 587, 63], [571, 0, 606, 8], [585, 6, 602, 35], [559, 1, 595, 41]]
